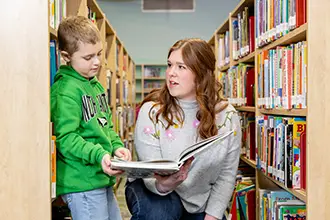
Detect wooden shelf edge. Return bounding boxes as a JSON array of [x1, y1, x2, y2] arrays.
[[256, 23, 307, 53], [208, 34, 215, 44], [144, 77, 165, 80], [259, 108, 307, 117], [216, 18, 230, 34], [87, 0, 104, 19], [232, 51, 255, 66], [258, 170, 307, 202], [218, 64, 230, 72], [235, 106, 256, 112], [240, 155, 257, 168], [231, 0, 255, 17], [105, 19, 115, 35], [49, 27, 57, 38]]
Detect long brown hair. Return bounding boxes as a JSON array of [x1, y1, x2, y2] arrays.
[[141, 38, 227, 139]]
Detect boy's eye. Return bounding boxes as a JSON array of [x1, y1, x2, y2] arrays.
[[167, 63, 172, 67]]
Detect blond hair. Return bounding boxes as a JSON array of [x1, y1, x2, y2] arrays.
[[58, 16, 101, 55]]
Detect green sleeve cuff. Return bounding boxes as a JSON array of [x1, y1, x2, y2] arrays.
[[97, 148, 110, 164]]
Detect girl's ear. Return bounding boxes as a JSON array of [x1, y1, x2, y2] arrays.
[[60, 51, 71, 63]]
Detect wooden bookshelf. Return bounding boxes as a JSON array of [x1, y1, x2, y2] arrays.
[[259, 108, 307, 117], [258, 23, 307, 53], [49, 26, 57, 38], [240, 155, 257, 169], [231, 0, 254, 17], [218, 64, 230, 72], [235, 106, 256, 112], [216, 18, 229, 35], [3, 0, 51, 219], [258, 170, 307, 202], [135, 64, 167, 103], [208, 0, 320, 218], [232, 51, 255, 66]]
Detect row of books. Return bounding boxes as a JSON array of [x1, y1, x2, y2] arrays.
[[256, 116, 306, 190], [144, 66, 165, 78], [50, 40, 61, 86], [259, 189, 306, 220], [144, 82, 164, 90], [106, 72, 132, 106], [239, 112, 256, 161], [115, 106, 135, 139], [217, 31, 230, 68], [217, 64, 255, 106], [255, 0, 306, 48], [232, 7, 255, 60], [257, 41, 307, 109], [225, 160, 256, 220], [88, 7, 97, 24], [49, 0, 66, 30]]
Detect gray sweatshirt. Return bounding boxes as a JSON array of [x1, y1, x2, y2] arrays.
[[134, 99, 242, 219]]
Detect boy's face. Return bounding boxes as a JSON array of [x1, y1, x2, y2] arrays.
[[65, 41, 102, 79]]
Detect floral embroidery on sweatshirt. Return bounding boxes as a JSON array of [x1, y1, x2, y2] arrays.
[[193, 119, 200, 128], [165, 129, 175, 141], [217, 110, 236, 130]]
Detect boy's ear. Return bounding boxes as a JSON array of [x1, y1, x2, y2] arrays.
[[60, 51, 71, 63]]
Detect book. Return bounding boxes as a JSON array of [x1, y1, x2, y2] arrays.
[[110, 130, 234, 178]]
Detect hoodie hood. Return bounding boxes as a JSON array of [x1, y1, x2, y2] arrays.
[[55, 65, 98, 84]]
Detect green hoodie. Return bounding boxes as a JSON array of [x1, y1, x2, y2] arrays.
[[51, 65, 124, 196]]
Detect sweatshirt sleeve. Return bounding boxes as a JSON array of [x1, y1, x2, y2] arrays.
[[205, 111, 242, 219], [53, 93, 108, 165], [107, 110, 124, 155], [134, 102, 171, 196]]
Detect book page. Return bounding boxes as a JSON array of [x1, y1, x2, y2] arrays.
[[178, 130, 234, 164], [111, 159, 179, 178]]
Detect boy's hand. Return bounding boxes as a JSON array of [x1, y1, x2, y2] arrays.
[[101, 154, 123, 176], [114, 148, 132, 161]]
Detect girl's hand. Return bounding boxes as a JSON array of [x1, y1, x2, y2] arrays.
[[154, 157, 194, 193], [114, 147, 132, 161], [204, 214, 218, 220], [101, 154, 123, 176]]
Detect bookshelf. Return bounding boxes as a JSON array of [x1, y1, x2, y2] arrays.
[[134, 64, 167, 104], [48, 0, 136, 200], [1, 0, 51, 219], [209, 0, 330, 219]]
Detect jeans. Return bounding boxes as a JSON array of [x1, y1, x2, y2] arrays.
[[62, 186, 122, 220], [125, 179, 205, 220]]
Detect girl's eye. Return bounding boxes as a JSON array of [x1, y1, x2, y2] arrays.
[[84, 57, 92, 61], [179, 65, 186, 70], [167, 63, 172, 67]]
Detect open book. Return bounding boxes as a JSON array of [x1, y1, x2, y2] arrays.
[[110, 130, 234, 178]]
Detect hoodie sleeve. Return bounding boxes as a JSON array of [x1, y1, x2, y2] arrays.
[[52, 93, 108, 165], [107, 110, 124, 155]]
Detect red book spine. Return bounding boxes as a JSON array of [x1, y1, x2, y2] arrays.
[[249, 16, 255, 53], [300, 130, 307, 190], [246, 68, 255, 106]]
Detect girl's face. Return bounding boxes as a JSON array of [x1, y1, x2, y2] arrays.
[[166, 49, 196, 101]]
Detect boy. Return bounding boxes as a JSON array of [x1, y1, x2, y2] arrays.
[[51, 16, 131, 220]]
